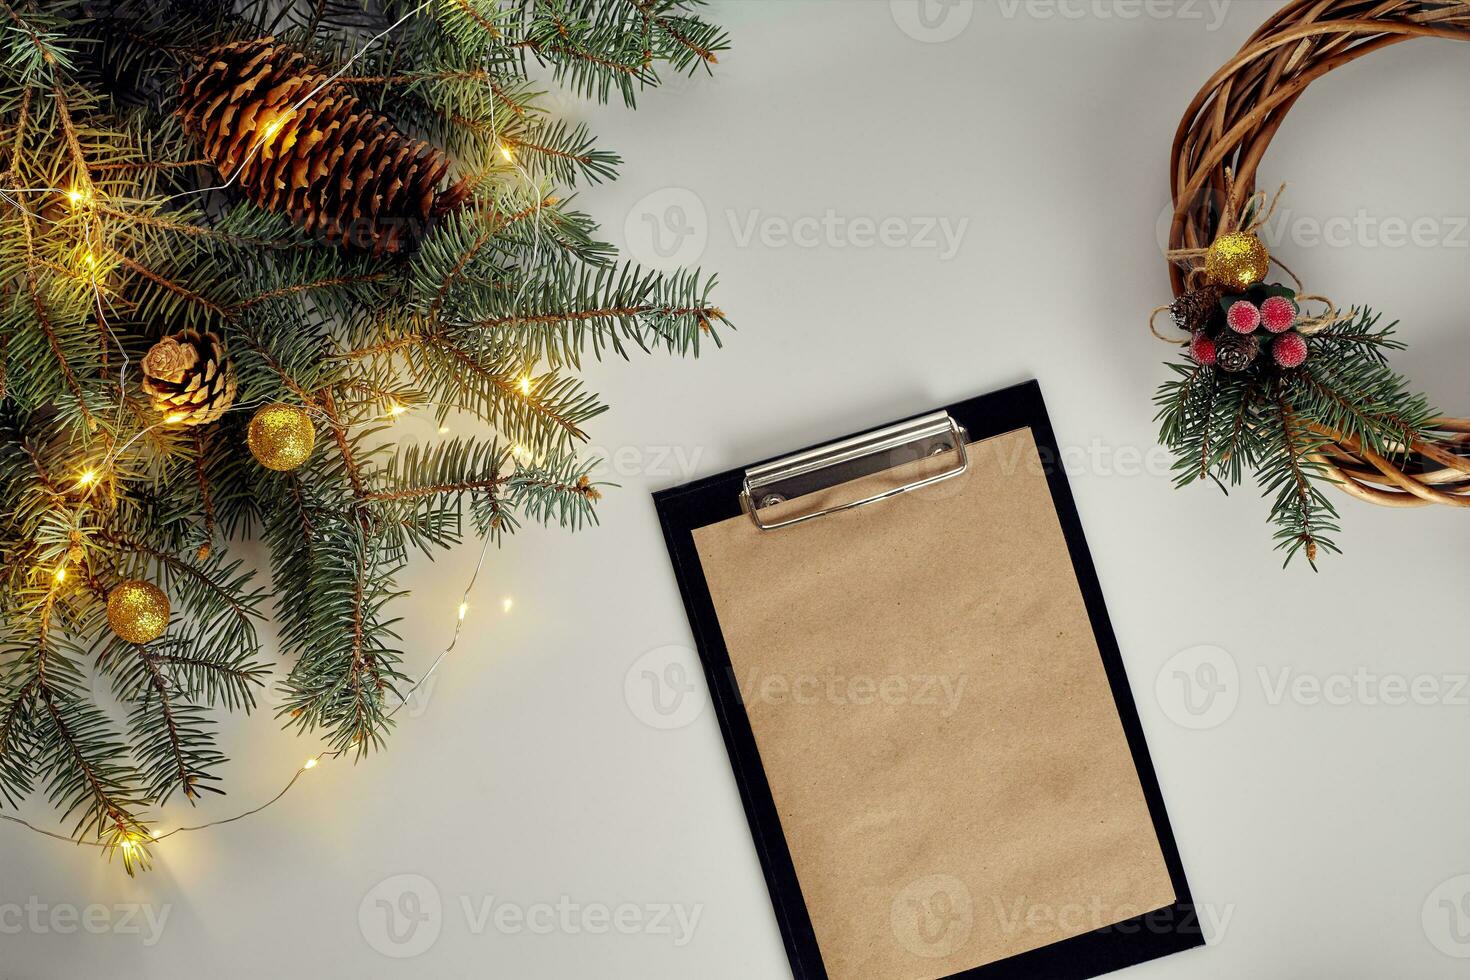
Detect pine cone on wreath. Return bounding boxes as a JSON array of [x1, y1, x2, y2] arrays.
[[1169, 283, 1225, 334], [141, 330, 237, 425], [177, 37, 471, 256], [1215, 332, 1260, 374]]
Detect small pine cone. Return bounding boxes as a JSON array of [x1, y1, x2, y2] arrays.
[[177, 37, 470, 256], [1215, 332, 1261, 374], [141, 330, 237, 425], [1169, 283, 1225, 334]]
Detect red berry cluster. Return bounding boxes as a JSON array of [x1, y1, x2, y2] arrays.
[[1190, 288, 1309, 371]]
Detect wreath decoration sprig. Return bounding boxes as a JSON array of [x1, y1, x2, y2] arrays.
[[1152, 0, 1470, 565]]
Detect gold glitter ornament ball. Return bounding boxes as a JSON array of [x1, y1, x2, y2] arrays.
[[247, 403, 316, 471], [107, 580, 170, 644], [1204, 231, 1270, 289]]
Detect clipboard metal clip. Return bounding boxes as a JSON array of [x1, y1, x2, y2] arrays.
[[740, 411, 969, 531]]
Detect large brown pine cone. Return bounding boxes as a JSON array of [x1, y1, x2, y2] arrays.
[[141, 330, 237, 426], [177, 37, 470, 256]]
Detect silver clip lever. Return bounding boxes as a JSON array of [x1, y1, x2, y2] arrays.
[[740, 411, 969, 531]]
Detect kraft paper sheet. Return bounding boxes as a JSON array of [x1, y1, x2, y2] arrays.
[[691, 427, 1174, 980]]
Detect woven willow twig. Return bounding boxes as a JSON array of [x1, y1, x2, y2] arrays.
[[1166, 0, 1470, 507]]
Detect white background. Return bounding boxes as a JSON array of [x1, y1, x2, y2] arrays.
[[6, 1, 1470, 976]]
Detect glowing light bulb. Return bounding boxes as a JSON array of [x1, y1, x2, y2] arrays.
[[77, 469, 97, 487], [502, 596, 513, 614], [499, 144, 514, 162], [457, 601, 468, 621], [165, 412, 187, 424], [66, 187, 90, 206], [260, 117, 286, 143], [53, 567, 66, 583], [388, 402, 408, 417], [303, 757, 319, 770], [517, 376, 532, 395], [438, 425, 450, 434]]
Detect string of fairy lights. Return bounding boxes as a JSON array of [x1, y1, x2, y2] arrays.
[[0, 1, 559, 866]]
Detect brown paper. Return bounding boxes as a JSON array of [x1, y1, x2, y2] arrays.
[[691, 427, 1174, 980]]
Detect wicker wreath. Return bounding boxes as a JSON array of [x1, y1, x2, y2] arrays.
[[1156, 0, 1470, 563]]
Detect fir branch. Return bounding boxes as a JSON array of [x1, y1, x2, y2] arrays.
[[0, 3, 71, 75], [113, 253, 227, 317], [0, 678, 39, 807], [126, 649, 228, 803], [95, 202, 294, 250], [34, 685, 151, 842], [1257, 389, 1340, 567], [458, 263, 728, 367], [21, 262, 94, 421], [228, 271, 392, 313], [0, 0, 729, 848]]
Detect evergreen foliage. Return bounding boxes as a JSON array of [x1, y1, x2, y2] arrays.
[[0, 0, 729, 868], [1155, 309, 1436, 566]]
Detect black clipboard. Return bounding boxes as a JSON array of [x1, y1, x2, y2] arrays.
[[652, 380, 1203, 979]]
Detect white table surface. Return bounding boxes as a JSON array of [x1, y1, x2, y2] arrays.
[[6, 2, 1470, 977]]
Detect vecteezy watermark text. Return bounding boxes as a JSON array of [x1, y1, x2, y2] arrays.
[[1158, 196, 1470, 258], [1157, 644, 1470, 730], [996, 0, 1232, 29], [0, 897, 171, 946], [460, 895, 702, 947], [582, 443, 707, 482], [623, 188, 971, 269], [358, 873, 703, 958], [892, 0, 1233, 44], [991, 896, 1233, 942], [1259, 666, 1470, 708], [726, 210, 969, 261], [738, 669, 969, 717]]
